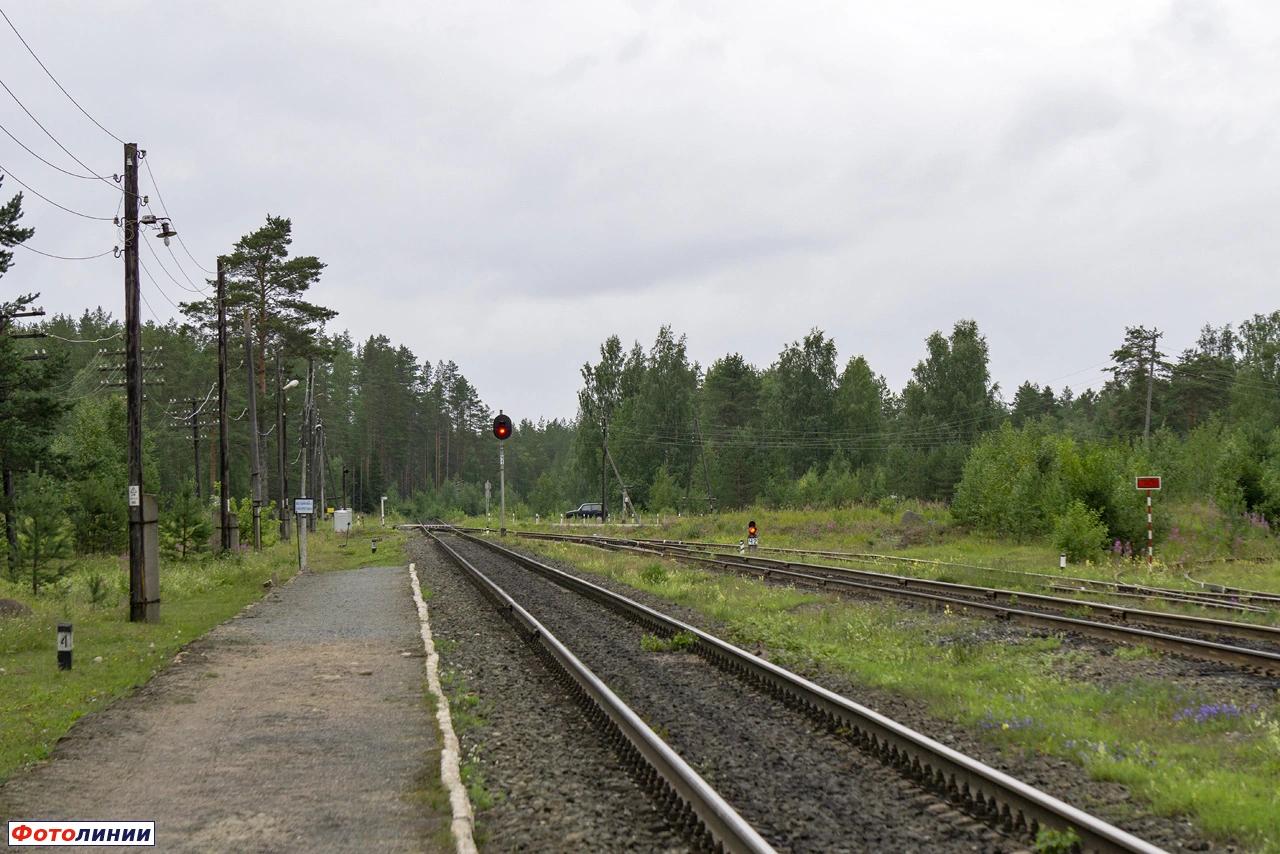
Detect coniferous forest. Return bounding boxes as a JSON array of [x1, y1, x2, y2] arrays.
[[5, 178, 1280, 571]]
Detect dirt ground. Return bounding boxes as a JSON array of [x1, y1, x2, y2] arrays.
[[0, 566, 447, 853]]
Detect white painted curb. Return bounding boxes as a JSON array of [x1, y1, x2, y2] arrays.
[[409, 562, 478, 854]]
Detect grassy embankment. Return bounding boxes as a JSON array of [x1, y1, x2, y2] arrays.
[[0, 524, 406, 783], [497, 500, 1280, 610], [501, 504, 1280, 851]]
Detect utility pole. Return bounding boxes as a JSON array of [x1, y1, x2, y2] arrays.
[[165, 398, 211, 497], [302, 357, 314, 533], [123, 143, 157, 622], [243, 310, 262, 550], [298, 359, 312, 565], [187, 398, 202, 498], [694, 411, 715, 511], [275, 351, 290, 541], [316, 425, 326, 522], [600, 418, 608, 524], [1143, 330, 1158, 443], [217, 257, 232, 552], [191, 398, 201, 498]]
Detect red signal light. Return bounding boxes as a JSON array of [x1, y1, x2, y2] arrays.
[[747, 521, 757, 537], [492, 412, 513, 441]]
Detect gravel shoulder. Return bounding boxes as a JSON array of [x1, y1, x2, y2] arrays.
[[409, 536, 687, 852], [0, 566, 446, 854], [441, 534, 1017, 854]]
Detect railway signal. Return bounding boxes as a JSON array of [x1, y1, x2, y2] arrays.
[[747, 520, 758, 550], [493, 411, 512, 535], [493, 412, 512, 440]]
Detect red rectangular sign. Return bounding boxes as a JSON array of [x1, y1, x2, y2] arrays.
[[1135, 476, 1162, 490]]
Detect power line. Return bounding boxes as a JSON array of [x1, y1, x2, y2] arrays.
[[17, 242, 115, 260], [142, 156, 215, 275], [0, 6, 124, 145], [139, 288, 162, 324], [0, 118, 105, 180], [165, 242, 209, 293], [0, 75, 116, 185], [0, 161, 115, 220], [139, 259, 182, 312], [141, 230, 206, 295], [46, 330, 122, 344]]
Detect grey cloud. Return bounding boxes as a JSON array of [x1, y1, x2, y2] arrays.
[[1002, 86, 1126, 160], [7, 1, 1280, 422]]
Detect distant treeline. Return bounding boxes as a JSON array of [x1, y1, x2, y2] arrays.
[[6, 180, 1280, 567]]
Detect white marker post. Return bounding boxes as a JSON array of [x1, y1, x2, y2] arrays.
[[57, 623, 72, 670], [1135, 476, 1162, 565]]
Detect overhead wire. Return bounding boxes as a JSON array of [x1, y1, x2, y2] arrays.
[[46, 330, 122, 344], [139, 289, 162, 324], [139, 258, 182, 312], [141, 229, 206, 294], [0, 76, 117, 186], [0, 160, 115, 219], [0, 6, 124, 144], [0, 118, 105, 180], [16, 243, 115, 260], [142, 156, 216, 275]]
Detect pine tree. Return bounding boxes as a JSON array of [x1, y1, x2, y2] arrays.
[[14, 473, 72, 594], [161, 480, 213, 559], [1, 178, 68, 579], [180, 215, 333, 394]]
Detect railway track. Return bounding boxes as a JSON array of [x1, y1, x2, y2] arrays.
[[420, 524, 1165, 853], [471, 528, 1280, 678], [426, 529, 772, 853], [608, 536, 1280, 613]]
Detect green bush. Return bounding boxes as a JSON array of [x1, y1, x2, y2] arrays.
[[1052, 500, 1108, 562]]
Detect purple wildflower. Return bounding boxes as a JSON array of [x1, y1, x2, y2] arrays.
[[1173, 703, 1243, 724]]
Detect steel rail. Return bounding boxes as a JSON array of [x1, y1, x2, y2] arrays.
[[430, 526, 1165, 854], [490, 529, 1280, 677], [425, 530, 775, 854], [613, 535, 1280, 611], [655, 543, 1280, 647]]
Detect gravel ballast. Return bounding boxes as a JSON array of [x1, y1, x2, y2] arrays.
[[410, 539, 688, 852], [496, 534, 1230, 853], [432, 534, 1019, 853]]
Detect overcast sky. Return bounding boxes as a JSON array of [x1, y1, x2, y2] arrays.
[[4, 1, 1279, 419]]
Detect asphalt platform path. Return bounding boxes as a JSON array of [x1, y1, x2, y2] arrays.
[[0, 566, 447, 854]]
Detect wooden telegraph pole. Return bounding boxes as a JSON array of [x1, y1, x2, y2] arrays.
[[217, 257, 232, 552], [243, 310, 262, 550], [189, 398, 202, 498], [123, 143, 158, 622], [276, 352, 290, 541]]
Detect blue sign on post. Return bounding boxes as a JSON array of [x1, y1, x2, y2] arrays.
[[294, 498, 315, 516]]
